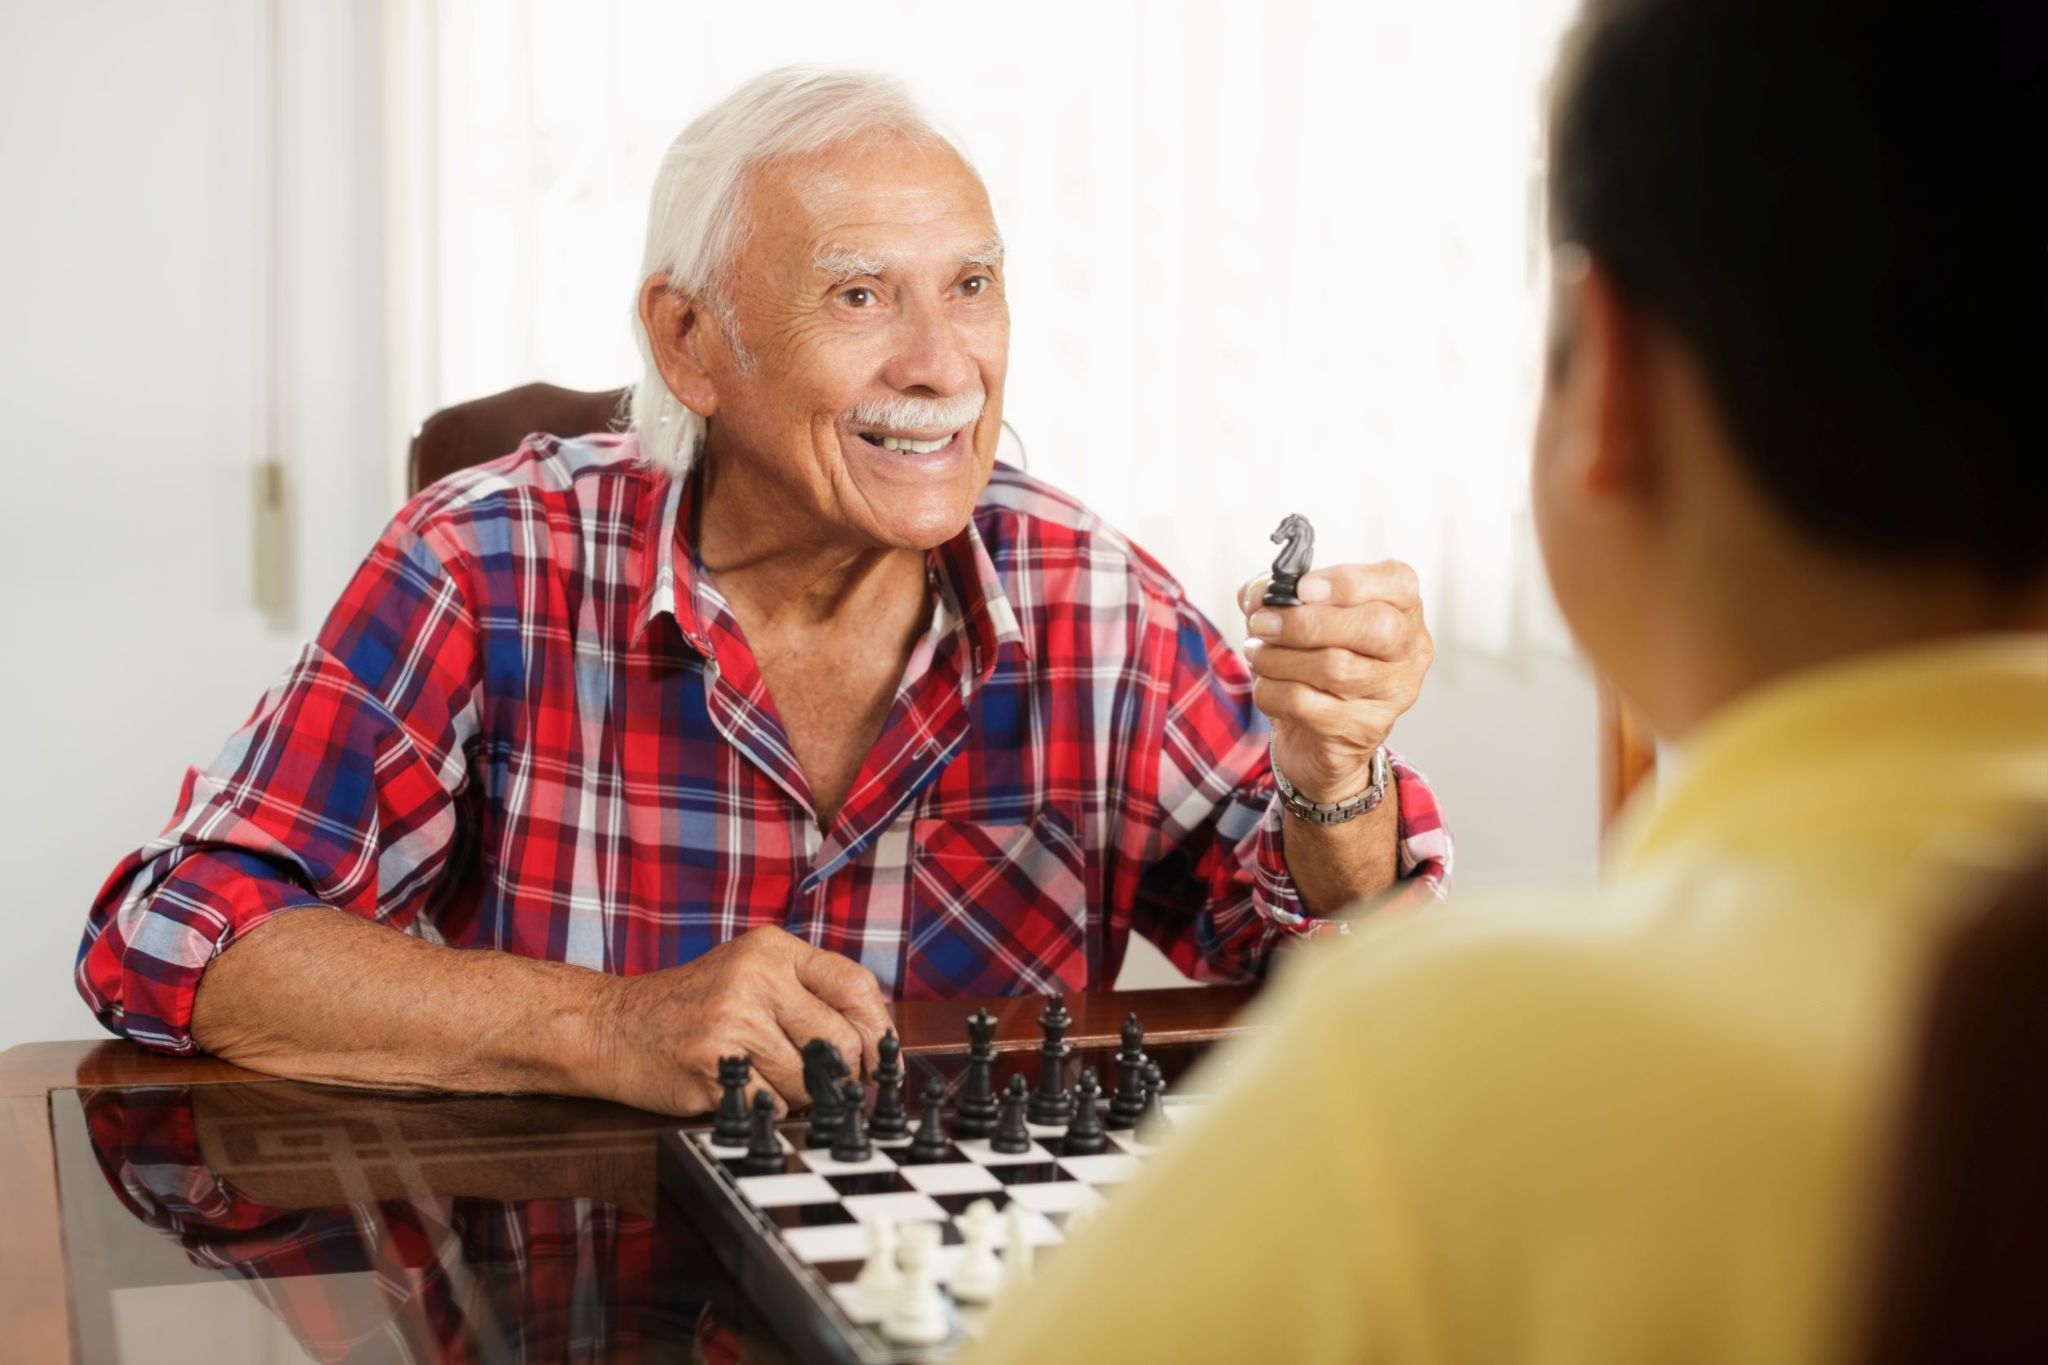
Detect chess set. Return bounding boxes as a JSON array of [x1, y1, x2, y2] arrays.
[[657, 998, 1205, 1363]]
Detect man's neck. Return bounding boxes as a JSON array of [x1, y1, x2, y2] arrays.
[[691, 456, 931, 637]]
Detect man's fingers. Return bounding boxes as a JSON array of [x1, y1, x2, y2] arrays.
[[1297, 561, 1420, 610], [772, 985, 869, 1084], [795, 949, 892, 1070], [1246, 601, 1412, 655], [1245, 641, 1403, 700], [738, 1033, 805, 1116], [1237, 576, 1272, 616], [1251, 675, 1353, 733]]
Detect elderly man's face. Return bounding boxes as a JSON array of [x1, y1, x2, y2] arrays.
[[698, 134, 1009, 552]]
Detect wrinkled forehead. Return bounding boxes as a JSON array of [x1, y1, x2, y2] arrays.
[[739, 134, 1001, 279]]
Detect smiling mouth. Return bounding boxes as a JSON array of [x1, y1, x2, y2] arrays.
[[855, 429, 959, 454]]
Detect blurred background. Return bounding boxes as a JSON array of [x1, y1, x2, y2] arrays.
[[0, 0, 1593, 1049]]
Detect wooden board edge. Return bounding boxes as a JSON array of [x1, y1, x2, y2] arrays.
[[0, 1094, 74, 1362]]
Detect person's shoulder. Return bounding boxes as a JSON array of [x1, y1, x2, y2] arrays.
[[1278, 886, 1714, 1081], [396, 432, 660, 552], [974, 463, 1188, 609]]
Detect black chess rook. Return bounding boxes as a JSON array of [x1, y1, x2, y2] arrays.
[[712, 1054, 753, 1147]]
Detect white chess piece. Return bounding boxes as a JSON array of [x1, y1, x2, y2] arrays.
[[948, 1199, 1003, 1304], [1001, 1200, 1036, 1294], [853, 1216, 901, 1318], [881, 1220, 950, 1346], [1061, 1197, 1099, 1241]]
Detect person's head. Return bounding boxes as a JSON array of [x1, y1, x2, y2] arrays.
[[631, 68, 1008, 555], [1533, 0, 2048, 736]]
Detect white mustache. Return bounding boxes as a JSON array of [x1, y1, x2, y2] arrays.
[[846, 388, 986, 433]]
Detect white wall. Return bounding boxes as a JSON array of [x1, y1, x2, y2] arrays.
[[0, 1, 393, 1050], [0, 3, 1600, 1044]]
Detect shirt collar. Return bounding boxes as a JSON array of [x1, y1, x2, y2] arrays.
[[1607, 633, 2048, 876], [631, 464, 1031, 677]]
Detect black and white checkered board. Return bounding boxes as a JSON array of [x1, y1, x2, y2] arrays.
[[658, 1049, 1203, 1364]]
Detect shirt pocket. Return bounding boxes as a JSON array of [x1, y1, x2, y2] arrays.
[[904, 803, 1089, 1000]]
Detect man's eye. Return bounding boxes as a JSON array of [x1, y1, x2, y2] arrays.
[[840, 286, 874, 308], [960, 275, 990, 297]]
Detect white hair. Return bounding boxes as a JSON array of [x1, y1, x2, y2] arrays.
[[629, 67, 962, 477]]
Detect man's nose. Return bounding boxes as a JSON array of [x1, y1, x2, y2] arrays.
[[881, 296, 978, 397]]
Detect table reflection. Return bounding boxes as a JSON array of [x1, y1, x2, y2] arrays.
[[63, 1081, 769, 1364]]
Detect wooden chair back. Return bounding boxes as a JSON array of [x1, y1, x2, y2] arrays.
[[408, 383, 629, 494]]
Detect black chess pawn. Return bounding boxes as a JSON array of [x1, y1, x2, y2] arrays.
[[711, 1054, 753, 1147], [905, 1076, 951, 1164], [801, 1038, 849, 1148], [870, 1031, 909, 1140], [992, 1074, 1033, 1154], [1107, 1012, 1150, 1130], [1028, 994, 1075, 1126], [740, 1091, 785, 1175], [1135, 1060, 1168, 1140], [831, 1076, 874, 1163], [1061, 1067, 1109, 1156], [955, 1008, 1000, 1138]]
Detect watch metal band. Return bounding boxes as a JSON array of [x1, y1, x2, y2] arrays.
[[1271, 746, 1389, 826]]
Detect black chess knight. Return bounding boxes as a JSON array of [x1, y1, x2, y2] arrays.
[[801, 1039, 851, 1148], [1263, 513, 1316, 607]]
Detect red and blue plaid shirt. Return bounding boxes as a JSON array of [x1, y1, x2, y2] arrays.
[[79, 436, 1450, 1053]]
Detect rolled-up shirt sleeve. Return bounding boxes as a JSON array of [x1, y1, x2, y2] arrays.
[[1125, 595, 1452, 984], [76, 520, 481, 1053]]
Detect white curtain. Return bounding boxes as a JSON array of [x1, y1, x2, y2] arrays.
[[417, 0, 1579, 654]]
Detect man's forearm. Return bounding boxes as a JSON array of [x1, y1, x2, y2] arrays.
[[1280, 773, 1402, 915], [191, 907, 620, 1098]]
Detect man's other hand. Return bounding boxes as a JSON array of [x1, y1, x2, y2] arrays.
[[593, 926, 893, 1116]]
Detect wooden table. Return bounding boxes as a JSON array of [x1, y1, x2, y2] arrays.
[[0, 985, 1253, 1363]]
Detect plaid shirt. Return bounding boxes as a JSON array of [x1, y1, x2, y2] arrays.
[[79, 436, 1450, 1052]]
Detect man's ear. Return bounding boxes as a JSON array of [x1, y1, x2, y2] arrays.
[[1552, 249, 1654, 502], [638, 274, 723, 420]]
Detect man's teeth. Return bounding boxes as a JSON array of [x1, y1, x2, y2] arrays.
[[873, 433, 952, 454]]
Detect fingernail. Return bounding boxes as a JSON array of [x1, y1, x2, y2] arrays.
[[1248, 610, 1282, 638], [1298, 576, 1331, 602]]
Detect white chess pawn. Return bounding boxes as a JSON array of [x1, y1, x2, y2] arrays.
[[1001, 1199, 1036, 1294], [881, 1219, 951, 1346], [948, 1199, 1003, 1304], [853, 1216, 901, 1318]]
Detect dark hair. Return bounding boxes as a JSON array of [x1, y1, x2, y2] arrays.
[[1547, 0, 2047, 583]]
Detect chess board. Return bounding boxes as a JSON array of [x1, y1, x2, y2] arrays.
[[658, 1039, 1209, 1364]]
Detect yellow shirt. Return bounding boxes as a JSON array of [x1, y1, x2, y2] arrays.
[[969, 636, 2048, 1365]]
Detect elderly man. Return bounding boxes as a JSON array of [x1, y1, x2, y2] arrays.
[[77, 69, 1446, 1116]]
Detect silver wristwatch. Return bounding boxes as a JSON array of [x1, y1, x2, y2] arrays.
[[1271, 745, 1390, 826]]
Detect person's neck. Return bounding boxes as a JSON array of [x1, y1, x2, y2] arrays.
[[691, 454, 929, 638], [1645, 536, 2048, 743]]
